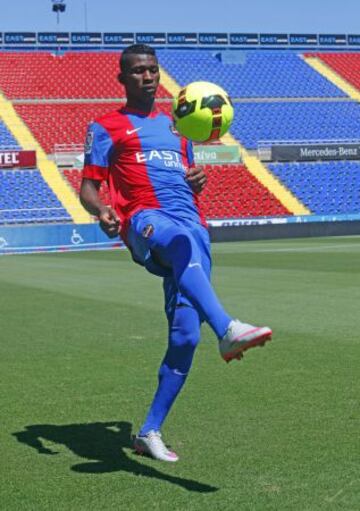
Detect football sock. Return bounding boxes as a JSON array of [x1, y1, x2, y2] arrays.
[[139, 306, 200, 436], [160, 233, 232, 339], [138, 364, 185, 436]]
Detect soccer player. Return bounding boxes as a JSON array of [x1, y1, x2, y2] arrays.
[[80, 44, 272, 462]]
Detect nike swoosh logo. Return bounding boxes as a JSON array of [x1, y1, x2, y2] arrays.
[[173, 369, 188, 376], [126, 127, 142, 135], [188, 262, 201, 268]]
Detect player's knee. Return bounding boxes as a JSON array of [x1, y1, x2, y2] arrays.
[[178, 324, 200, 351], [171, 310, 200, 351], [166, 325, 200, 374], [165, 303, 201, 373]]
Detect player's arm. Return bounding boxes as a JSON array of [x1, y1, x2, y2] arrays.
[[184, 139, 207, 194], [186, 166, 207, 194], [80, 179, 120, 238], [80, 122, 120, 238]]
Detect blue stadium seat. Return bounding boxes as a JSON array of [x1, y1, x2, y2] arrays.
[[269, 161, 360, 214], [0, 169, 71, 224], [0, 121, 21, 149], [230, 101, 360, 149], [158, 50, 345, 98]]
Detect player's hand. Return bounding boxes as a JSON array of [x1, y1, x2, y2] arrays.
[[98, 206, 121, 238], [186, 166, 207, 194]]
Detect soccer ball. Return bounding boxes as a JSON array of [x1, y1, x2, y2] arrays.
[[172, 81, 234, 143]]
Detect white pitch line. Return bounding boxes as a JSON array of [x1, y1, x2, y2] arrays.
[[250, 242, 360, 253]]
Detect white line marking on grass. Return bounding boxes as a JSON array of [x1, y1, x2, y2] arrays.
[[252, 242, 360, 253], [325, 479, 360, 503]]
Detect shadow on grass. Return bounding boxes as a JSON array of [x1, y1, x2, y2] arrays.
[[13, 421, 218, 493]]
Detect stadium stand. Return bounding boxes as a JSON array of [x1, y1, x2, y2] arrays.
[[157, 50, 345, 98], [2, 49, 360, 228], [200, 164, 290, 217], [269, 161, 360, 215], [0, 122, 20, 148], [231, 101, 360, 149], [0, 52, 170, 99], [14, 102, 172, 154], [62, 164, 290, 219], [0, 169, 71, 224], [310, 53, 360, 92]]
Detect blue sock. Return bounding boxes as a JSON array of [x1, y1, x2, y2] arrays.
[[138, 364, 186, 436], [139, 306, 200, 436], [160, 234, 232, 339]]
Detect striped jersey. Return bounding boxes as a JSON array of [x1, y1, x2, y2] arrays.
[[82, 106, 205, 239]]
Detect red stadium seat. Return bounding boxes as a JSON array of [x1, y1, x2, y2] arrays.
[[62, 164, 289, 220], [14, 102, 173, 154], [0, 52, 171, 99], [306, 53, 360, 91]]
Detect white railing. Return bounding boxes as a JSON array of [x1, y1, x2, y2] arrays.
[[54, 143, 84, 167], [54, 143, 84, 153]]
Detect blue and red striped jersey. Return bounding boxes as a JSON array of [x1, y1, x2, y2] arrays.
[[82, 106, 206, 238]]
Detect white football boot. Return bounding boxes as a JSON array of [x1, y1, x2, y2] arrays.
[[219, 319, 272, 363], [134, 430, 179, 462]]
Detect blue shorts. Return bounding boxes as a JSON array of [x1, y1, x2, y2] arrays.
[[127, 209, 211, 319]]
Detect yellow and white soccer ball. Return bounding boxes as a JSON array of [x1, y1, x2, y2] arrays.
[[172, 81, 234, 142]]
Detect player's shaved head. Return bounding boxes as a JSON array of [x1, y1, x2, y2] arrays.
[[120, 44, 157, 72]]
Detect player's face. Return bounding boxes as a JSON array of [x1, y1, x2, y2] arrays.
[[120, 54, 160, 106]]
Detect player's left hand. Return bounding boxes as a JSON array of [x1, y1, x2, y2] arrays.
[[186, 166, 207, 194]]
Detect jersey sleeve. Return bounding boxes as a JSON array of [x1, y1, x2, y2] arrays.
[[82, 122, 113, 181]]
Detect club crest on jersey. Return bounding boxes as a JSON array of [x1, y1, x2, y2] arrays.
[[170, 124, 180, 137], [142, 224, 154, 239], [84, 131, 94, 154]]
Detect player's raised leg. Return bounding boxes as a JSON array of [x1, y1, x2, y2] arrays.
[[129, 210, 272, 363]]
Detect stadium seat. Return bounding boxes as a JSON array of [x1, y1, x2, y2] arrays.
[[309, 53, 360, 92], [0, 51, 170, 99], [269, 161, 360, 214], [0, 169, 71, 224], [230, 101, 360, 149], [14, 102, 172, 154], [158, 50, 345, 98], [0, 122, 21, 149], [63, 164, 290, 220], [2, 48, 360, 226]]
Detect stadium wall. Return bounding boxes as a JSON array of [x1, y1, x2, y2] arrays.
[[0, 223, 124, 255], [209, 220, 360, 242], [1, 216, 360, 255]]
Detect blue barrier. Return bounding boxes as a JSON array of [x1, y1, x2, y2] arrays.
[[1, 215, 360, 254], [0, 223, 125, 255]]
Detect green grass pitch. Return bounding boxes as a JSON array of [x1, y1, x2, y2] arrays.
[[0, 237, 359, 510]]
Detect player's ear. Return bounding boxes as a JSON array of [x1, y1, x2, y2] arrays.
[[118, 73, 124, 84]]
